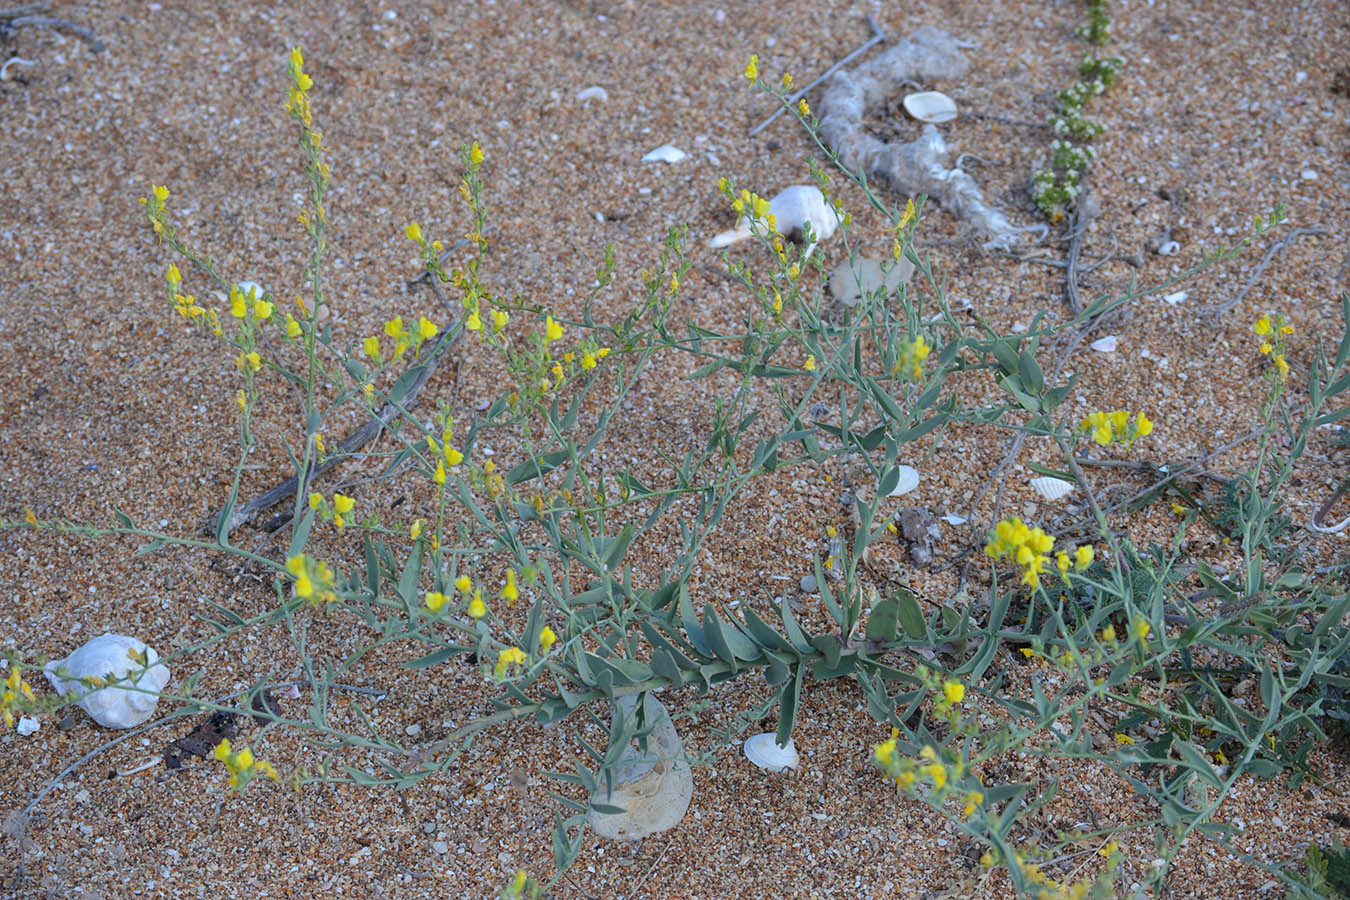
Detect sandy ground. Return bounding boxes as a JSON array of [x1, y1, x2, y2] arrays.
[[1, 1, 1348, 898]]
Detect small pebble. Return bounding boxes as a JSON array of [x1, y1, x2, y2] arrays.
[[405, 723, 422, 737], [799, 575, 817, 593], [1300, 169, 1318, 180], [431, 841, 449, 855], [74, 788, 91, 804]]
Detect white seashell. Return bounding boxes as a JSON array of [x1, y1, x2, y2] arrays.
[[642, 144, 687, 164], [1300, 169, 1318, 181], [1163, 291, 1188, 305], [887, 465, 921, 498], [744, 732, 799, 772], [1156, 241, 1180, 256], [576, 86, 609, 103], [44, 634, 171, 729], [236, 280, 265, 301], [588, 695, 693, 841], [902, 91, 958, 124], [1029, 476, 1076, 501], [709, 185, 841, 257], [939, 513, 968, 525], [1090, 335, 1118, 352], [829, 257, 915, 306], [17, 716, 39, 736]]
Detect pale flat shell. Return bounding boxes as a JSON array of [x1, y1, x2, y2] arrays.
[[744, 732, 799, 772], [588, 696, 693, 841], [902, 90, 958, 124], [1030, 476, 1076, 501], [888, 465, 921, 497], [642, 144, 687, 164], [939, 513, 968, 525], [576, 86, 609, 103], [828, 257, 915, 306], [1164, 291, 1188, 305], [1090, 335, 1118, 352]]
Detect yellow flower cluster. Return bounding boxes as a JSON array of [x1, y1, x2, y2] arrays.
[[213, 737, 280, 790], [372, 313, 439, 363], [285, 46, 313, 130], [1253, 313, 1293, 380], [872, 733, 957, 794], [494, 646, 527, 680], [308, 491, 355, 531], [892, 335, 932, 381], [1055, 544, 1094, 579], [984, 517, 1056, 588], [427, 574, 488, 619], [286, 553, 337, 605], [3, 665, 35, 729], [426, 413, 466, 485], [1079, 410, 1152, 447], [499, 869, 544, 900]]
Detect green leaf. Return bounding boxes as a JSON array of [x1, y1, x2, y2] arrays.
[[894, 590, 927, 639], [740, 606, 798, 655], [396, 539, 424, 608], [777, 601, 815, 654], [699, 606, 740, 671], [363, 535, 381, 599], [776, 665, 803, 747], [865, 598, 901, 643], [505, 449, 572, 486], [114, 509, 134, 528], [403, 646, 470, 669], [603, 523, 635, 570], [1018, 349, 1044, 394], [288, 506, 317, 559], [991, 339, 1020, 374], [678, 585, 711, 656]]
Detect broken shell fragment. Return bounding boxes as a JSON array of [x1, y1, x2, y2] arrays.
[[44, 634, 171, 729], [642, 144, 687, 164], [828, 257, 915, 306], [1089, 335, 1118, 352], [1029, 476, 1076, 501], [709, 185, 841, 257], [588, 695, 694, 841], [576, 86, 609, 103], [887, 465, 921, 497], [902, 90, 958, 124], [744, 732, 799, 772]]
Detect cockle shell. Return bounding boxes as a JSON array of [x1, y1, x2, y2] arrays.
[[887, 465, 921, 498], [829, 257, 916, 306], [44, 634, 170, 729], [587, 695, 693, 841], [902, 90, 958, 124], [1029, 476, 1076, 501], [744, 733, 799, 772], [642, 144, 687, 164], [709, 185, 841, 257]]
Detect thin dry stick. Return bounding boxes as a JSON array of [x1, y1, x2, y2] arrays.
[[21, 680, 385, 818], [747, 15, 887, 137], [2, 3, 107, 52], [207, 322, 462, 537], [1201, 227, 1329, 319]]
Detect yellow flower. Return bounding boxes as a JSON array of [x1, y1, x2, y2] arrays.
[[897, 197, 916, 230], [804, 355, 816, 372], [1074, 545, 1094, 570], [798, 97, 810, 116], [286, 315, 302, 339], [309, 492, 323, 510], [539, 626, 557, 653], [417, 316, 438, 340], [1056, 551, 1072, 578], [781, 72, 793, 89], [467, 591, 487, 619], [468, 141, 484, 164], [410, 519, 423, 540], [465, 311, 482, 331], [406, 222, 423, 243], [1253, 315, 1272, 336], [1134, 413, 1152, 438], [544, 316, 563, 343], [314, 432, 325, 454], [166, 263, 181, 287], [492, 309, 509, 333], [363, 336, 381, 360], [942, 680, 965, 705], [1274, 353, 1290, 379], [385, 316, 406, 339], [425, 591, 449, 612], [919, 762, 947, 789], [230, 289, 247, 319], [253, 299, 273, 321], [961, 791, 984, 818], [1259, 341, 1273, 356], [433, 461, 446, 485], [333, 493, 354, 515], [153, 184, 169, 203], [1100, 625, 1116, 643], [494, 646, 527, 679], [501, 569, 519, 604], [1115, 732, 1134, 745], [1132, 617, 1151, 641], [444, 446, 464, 467], [744, 55, 758, 81]]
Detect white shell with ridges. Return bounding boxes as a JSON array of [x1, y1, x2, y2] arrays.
[[887, 465, 921, 498], [44, 634, 171, 729], [1030, 476, 1076, 501], [902, 90, 958, 123], [744, 733, 799, 772]]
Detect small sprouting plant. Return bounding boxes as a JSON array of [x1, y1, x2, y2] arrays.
[[1078, 0, 1112, 45]]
